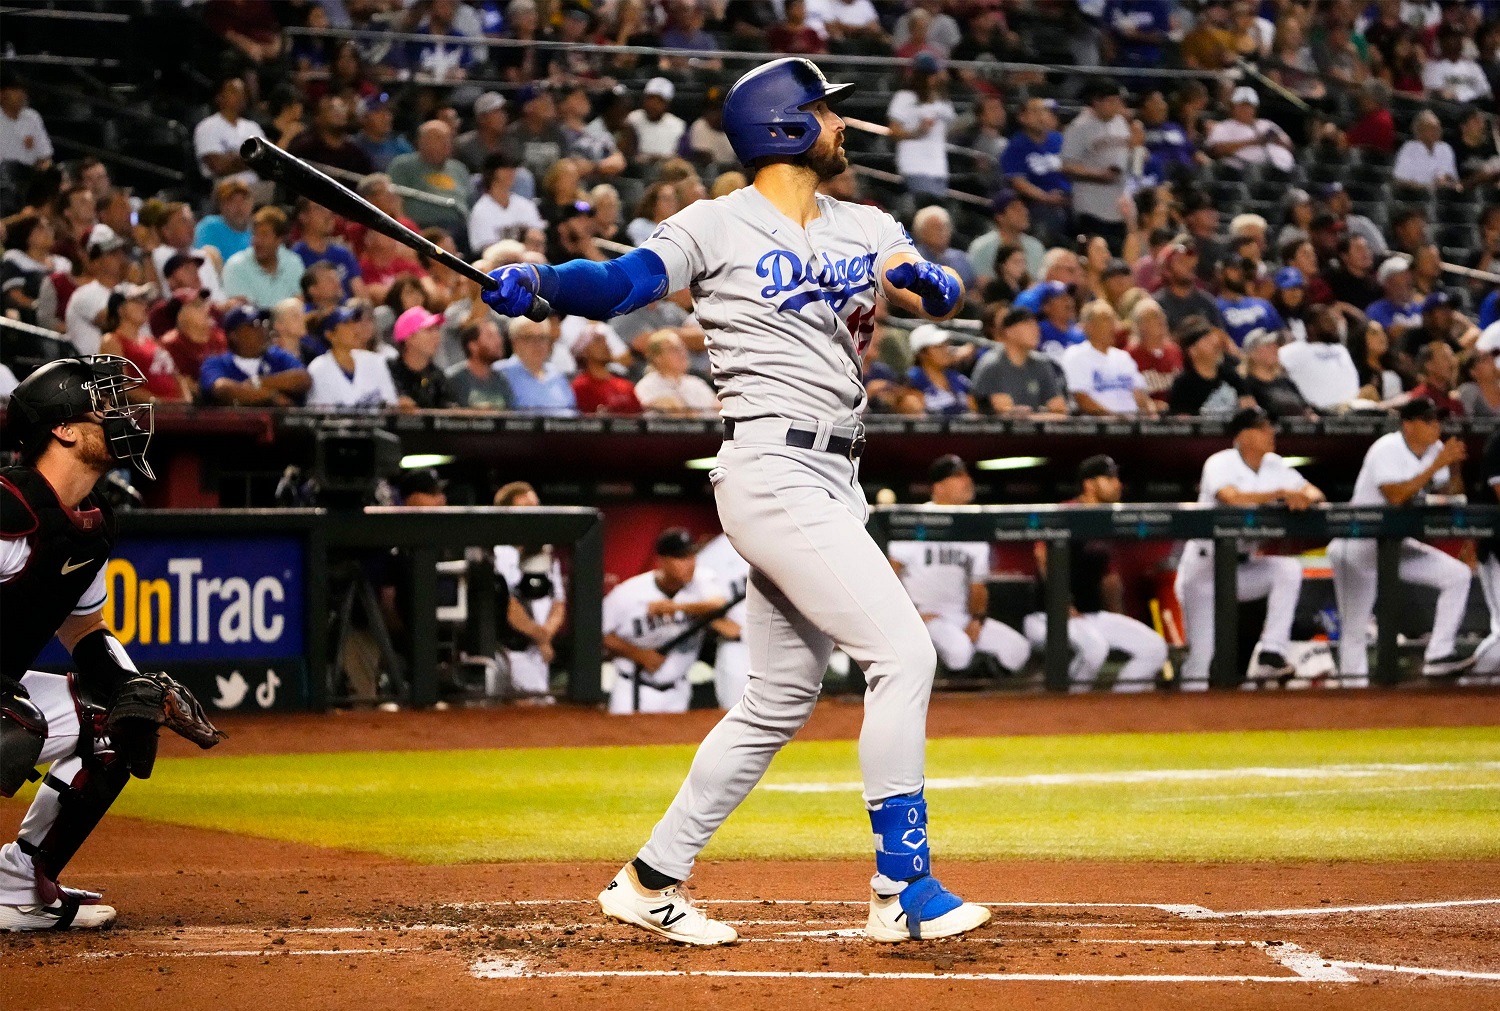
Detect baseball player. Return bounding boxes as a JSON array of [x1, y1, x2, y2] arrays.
[[603, 528, 733, 716], [1329, 397, 1475, 683], [694, 532, 750, 709], [1176, 407, 1325, 689], [887, 455, 1030, 677], [1, 357, 223, 932], [492, 481, 567, 703], [1025, 456, 1169, 691], [483, 57, 990, 944], [1469, 428, 1500, 675]]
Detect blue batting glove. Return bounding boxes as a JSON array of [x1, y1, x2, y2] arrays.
[[885, 261, 960, 316], [482, 264, 540, 317]]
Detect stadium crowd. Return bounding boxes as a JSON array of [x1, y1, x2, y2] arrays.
[[1, 0, 1498, 422]]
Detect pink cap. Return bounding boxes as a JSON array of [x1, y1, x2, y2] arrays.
[[393, 306, 443, 343]]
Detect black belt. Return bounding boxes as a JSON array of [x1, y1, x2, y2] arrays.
[[723, 420, 865, 459]]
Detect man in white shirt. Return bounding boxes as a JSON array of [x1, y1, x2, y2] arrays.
[[1061, 300, 1158, 417], [1393, 110, 1461, 192], [885, 54, 956, 196], [626, 79, 686, 166], [1278, 305, 1362, 411], [468, 152, 545, 253], [193, 77, 266, 186], [1175, 408, 1325, 689], [0, 79, 52, 168], [1422, 27, 1492, 104], [150, 202, 224, 303], [603, 528, 733, 715], [306, 303, 401, 408], [64, 226, 131, 356], [1204, 87, 1295, 172], [888, 456, 1031, 678], [1328, 397, 1475, 683], [492, 482, 567, 701]]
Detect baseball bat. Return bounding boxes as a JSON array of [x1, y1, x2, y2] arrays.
[[239, 138, 552, 321]]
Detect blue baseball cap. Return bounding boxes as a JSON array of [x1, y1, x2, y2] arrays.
[[221, 304, 266, 332], [1273, 267, 1305, 290], [324, 302, 367, 329], [1423, 289, 1455, 312], [1014, 281, 1070, 313]]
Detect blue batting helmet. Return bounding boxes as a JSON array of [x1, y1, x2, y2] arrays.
[[721, 57, 854, 165]]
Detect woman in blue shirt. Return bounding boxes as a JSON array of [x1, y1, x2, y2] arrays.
[[906, 324, 976, 416]]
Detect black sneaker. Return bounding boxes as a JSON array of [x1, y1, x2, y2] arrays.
[[1250, 651, 1295, 681], [1422, 653, 1476, 677]]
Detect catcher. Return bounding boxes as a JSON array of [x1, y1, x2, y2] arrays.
[[0, 356, 224, 932]]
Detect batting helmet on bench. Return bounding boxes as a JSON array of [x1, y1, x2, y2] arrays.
[[721, 57, 855, 166]]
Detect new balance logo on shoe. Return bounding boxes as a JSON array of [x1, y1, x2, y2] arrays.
[[650, 902, 687, 928]]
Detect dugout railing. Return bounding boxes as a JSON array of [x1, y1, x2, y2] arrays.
[[867, 502, 1500, 691], [116, 506, 605, 711]]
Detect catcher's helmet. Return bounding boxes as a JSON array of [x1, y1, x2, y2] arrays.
[[8, 355, 156, 478], [721, 57, 854, 166]]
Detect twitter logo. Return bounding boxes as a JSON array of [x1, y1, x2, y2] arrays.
[[213, 671, 249, 710]]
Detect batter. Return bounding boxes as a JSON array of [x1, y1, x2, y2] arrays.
[[483, 58, 989, 945]]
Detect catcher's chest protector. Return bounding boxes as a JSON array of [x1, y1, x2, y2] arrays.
[[0, 467, 116, 678]]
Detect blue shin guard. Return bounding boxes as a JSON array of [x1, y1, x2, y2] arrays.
[[869, 791, 963, 937]]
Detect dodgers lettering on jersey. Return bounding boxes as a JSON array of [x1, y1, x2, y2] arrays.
[[643, 187, 916, 427], [888, 540, 989, 620]]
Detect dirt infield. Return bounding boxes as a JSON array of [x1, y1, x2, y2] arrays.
[[4, 690, 1499, 1010]]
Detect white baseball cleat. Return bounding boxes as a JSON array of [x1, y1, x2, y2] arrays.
[[598, 863, 737, 946], [0, 898, 117, 932], [866, 876, 991, 942]]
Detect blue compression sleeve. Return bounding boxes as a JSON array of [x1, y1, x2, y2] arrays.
[[533, 248, 671, 320]]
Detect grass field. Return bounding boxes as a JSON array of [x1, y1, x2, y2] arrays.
[[103, 726, 1500, 864]]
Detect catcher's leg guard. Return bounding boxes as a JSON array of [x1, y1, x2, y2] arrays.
[[0, 751, 128, 905]]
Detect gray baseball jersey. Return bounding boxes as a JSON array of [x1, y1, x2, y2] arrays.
[[642, 187, 917, 427]]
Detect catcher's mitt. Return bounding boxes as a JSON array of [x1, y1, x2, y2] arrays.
[[107, 672, 227, 770]]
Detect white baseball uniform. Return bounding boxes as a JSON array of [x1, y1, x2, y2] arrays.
[[887, 540, 1030, 673], [1176, 447, 1307, 688], [1329, 431, 1471, 678], [494, 545, 565, 697], [603, 566, 724, 716], [305, 349, 400, 408], [695, 534, 750, 709], [630, 186, 940, 882]]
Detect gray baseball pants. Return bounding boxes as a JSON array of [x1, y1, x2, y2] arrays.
[[637, 419, 936, 881]]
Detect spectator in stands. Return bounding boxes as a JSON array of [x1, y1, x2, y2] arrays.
[[1063, 300, 1157, 418], [353, 94, 412, 173], [158, 288, 227, 389], [1424, 24, 1492, 103], [1413, 289, 1481, 353], [1327, 233, 1385, 310], [1409, 340, 1464, 416], [1454, 110, 1500, 191], [1061, 79, 1131, 251], [768, 0, 829, 55], [150, 203, 225, 302], [1280, 237, 1334, 305], [201, 304, 311, 406], [194, 77, 267, 187], [1180, 0, 1237, 69], [1, 215, 68, 326], [558, 84, 626, 180], [402, 0, 484, 80], [387, 121, 471, 239], [1167, 315, 1254, 416], [1393, 110, 1461, 193], [64, 226, 131, 356], [222, 206, 303, 309], [1345, 80, 1397, 156], [454, 92, 508, 173], [500, 85, 568, 184], [288, 94, 372, 178], [1270, 266, 1312, 342], [636, 330, 719, 414], [1154, 237, 1225, 333], [910, 204, 976, 295], [1032, 281, 1085, 361], [195, 178, 254, 263], [571, 324, 642, 415], [388, 306, 455, 409], [1388, 207, 1430, 259], [819, 0, 890, 53], [469, 152, 545, 252], [268, 297, 308, 360], [904, 324, 974, 415], [302, 261, 345, 326], [306, 302, 400, 409], [0, 77, 52, 169], [1107, 2, 1173, 69], [1137, 89, 1203, 171], [1128, 297, 1182, 404], [1217, 256, 1283, 348], [359, 230, 427, 304], [626, 181, 679, 246], [1279, 303, 1363, 412], [1459, 346, 1500, 418], [627, 78, 687, 169], [590, 183, 624, 244], [1318, 183, 1387, 259], [886, 54, 956, 198], [970, 306, 1067, 417], [1474, 207, 1500, 283], [1205, 87, 1295, 173], [500, 316, 576, 413], [1312, 10, 1370, 88], [51, 183, 97, 267], [100, 284, 190, 404], [894, 1, 959, 57], [1001, 97, 1070, 247], [953, 93, 1007, 174], [682, 86, 735, 175], [980, 244, 1032, 306], [1240, 329, 1312, 417], [1179, 190, 1226, 284], [1349, 320, 1410, 402], [613, 291, 706, 366], [293, 198, 364, 299], [1366, 254, 1426, 346], [660, 1, 721, 62], [445, 317, 515, 410]]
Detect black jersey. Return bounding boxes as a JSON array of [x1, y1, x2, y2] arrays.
[[0, 466, 116, 677]]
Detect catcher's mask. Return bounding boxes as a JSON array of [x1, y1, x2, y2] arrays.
[[9, 355, 156, 479]]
